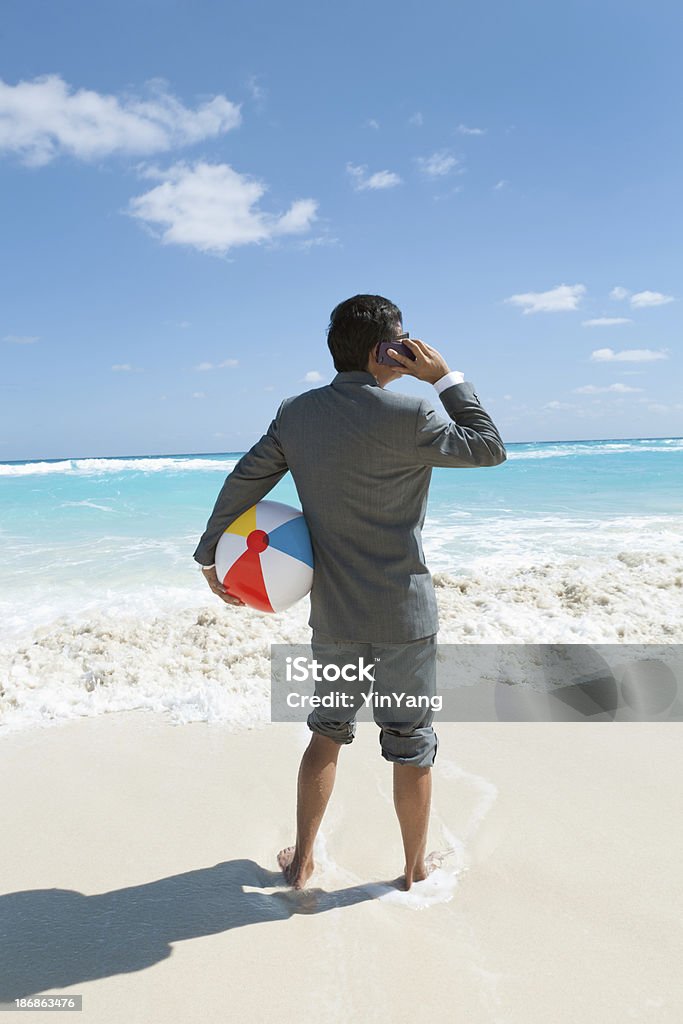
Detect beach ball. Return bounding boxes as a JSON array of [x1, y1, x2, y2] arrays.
[[215, 500, 314, 612]]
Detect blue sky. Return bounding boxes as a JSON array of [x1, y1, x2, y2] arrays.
[[1, 0, 681, 460]]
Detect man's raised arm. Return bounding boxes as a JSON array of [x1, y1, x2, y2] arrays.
[[414, 381, 507, 468], [386, 336, 507, 469], [193, 399, 290, 567]]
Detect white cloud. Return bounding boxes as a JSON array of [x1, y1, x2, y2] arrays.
[[573, 382, 643, 394], [302, 370, 324, 382], [195, 358, 239, 370], [493, 179, 508, 190], [504, 283, 586, 314], [127, 160, 318, 255], [581, 317, 632, 326], [0, 74, 241, 166], [365, 170, 401, 189], [415, 151, 459, 177], [408, 112, 423, 127], [543, 400, 576, 410], [295, 233, 340, 251], [192, 391, 206, 399], [274, 198, 318, 233], [630, 290, 675, 308], [590, 347, 668, 363], [245, 74, 267, 107], [3, 334, 39, 343], [610, 286, 675, 307], [365, 118, 380, 130], [112, 364, 132, 371], [346, 162, 402, 191], [457, 123, 486, 135]]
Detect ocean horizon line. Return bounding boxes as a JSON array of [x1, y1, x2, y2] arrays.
[[2, 434, 682, 467]]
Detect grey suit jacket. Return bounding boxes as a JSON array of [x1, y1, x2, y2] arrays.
[[193, 371, 507, 642]]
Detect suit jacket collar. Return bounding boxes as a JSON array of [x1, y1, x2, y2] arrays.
[[331, 370, 381, 387]]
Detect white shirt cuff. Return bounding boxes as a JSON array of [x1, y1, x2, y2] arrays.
[[433, 370, 465, 394]]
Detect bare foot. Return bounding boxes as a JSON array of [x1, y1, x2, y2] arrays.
[[277, 846, 315, 890], [402, 850, 442, 891]]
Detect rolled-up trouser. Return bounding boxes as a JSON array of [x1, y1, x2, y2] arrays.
[[306, 629, 438, 768]]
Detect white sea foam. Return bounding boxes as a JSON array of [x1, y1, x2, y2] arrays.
[[1, 548, 680, 735], [433, 548, 683, 643], [369, 760, 498, 910], [0, 598, 311, 734], [58, 500, 118, 512], [507, 441, 683, 459], [424, 514, 683, 568], [304, 765, 483, 911], [0, 456, 239, 477]]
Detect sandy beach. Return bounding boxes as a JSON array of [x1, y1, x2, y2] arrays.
[[2, 710, 681, 1023]]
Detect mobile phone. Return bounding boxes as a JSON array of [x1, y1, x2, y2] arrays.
[[375, 332, 417, 366]]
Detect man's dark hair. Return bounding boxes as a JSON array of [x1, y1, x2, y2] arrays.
[[326, 294, 403, 372]]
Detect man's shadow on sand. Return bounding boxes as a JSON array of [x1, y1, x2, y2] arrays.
[[0, 859, 392, 1000]]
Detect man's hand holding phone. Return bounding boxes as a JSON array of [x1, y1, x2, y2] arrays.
[[386, 336, 452, 385]]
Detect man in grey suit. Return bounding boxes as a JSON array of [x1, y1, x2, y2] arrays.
[[194, 294, 506, 890]]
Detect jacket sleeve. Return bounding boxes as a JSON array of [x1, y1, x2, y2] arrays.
[[193, 400, 290, 566], [413, 381, 507, 468]]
